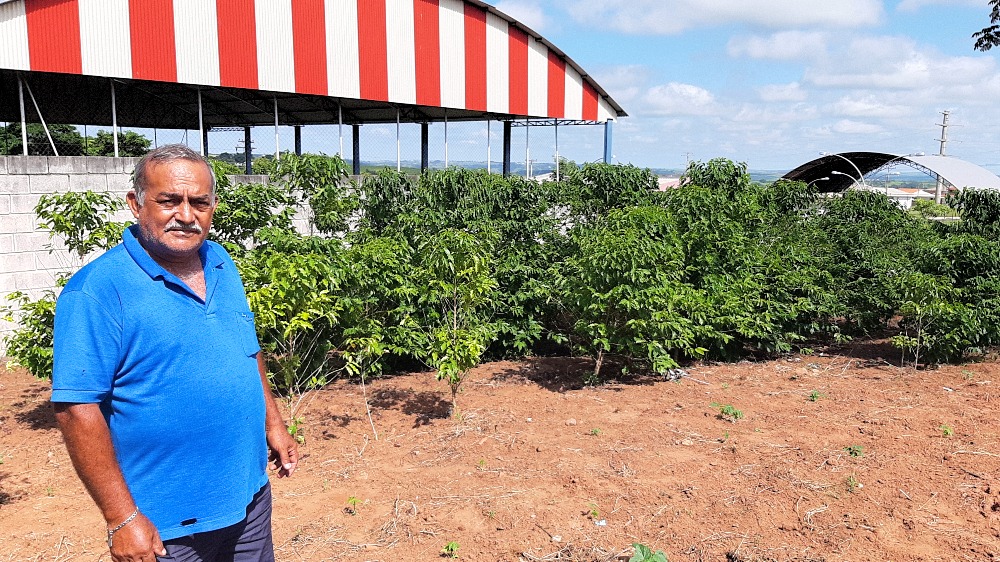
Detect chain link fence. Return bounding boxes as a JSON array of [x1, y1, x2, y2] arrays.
[[2, 119, 609, 177]]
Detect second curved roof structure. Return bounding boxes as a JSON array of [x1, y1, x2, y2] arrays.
[[0, 0, 625, 129], [782, 152, 1000, 192]]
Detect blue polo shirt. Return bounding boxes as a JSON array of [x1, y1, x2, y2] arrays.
[[51, 225, 268, 540]]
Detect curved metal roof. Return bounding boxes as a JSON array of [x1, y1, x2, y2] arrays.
[[0, 0, 625, 128], [782, 152, 1000, 192]]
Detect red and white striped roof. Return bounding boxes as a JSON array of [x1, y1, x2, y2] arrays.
[[0, 0, 623, 122]]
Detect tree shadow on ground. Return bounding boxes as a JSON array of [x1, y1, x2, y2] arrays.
[[369, 388, 450, 427], [319, 414, 354, 439], [485, 340, 918, 394], [813, 339, 911, 370], [12, 387, 57, 431], [487, 356, 662, 393]]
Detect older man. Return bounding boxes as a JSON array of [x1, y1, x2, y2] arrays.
[[52, 144, 298, 562]]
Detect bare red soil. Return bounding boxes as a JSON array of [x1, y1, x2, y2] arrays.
[[2, 342, 1000, 561]]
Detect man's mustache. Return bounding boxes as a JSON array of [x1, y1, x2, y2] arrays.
[[164, 221, 203, 234]]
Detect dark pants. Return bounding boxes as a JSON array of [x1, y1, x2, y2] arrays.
[[158, 484, 274, 562]]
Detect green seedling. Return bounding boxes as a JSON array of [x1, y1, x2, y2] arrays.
[[589, 428, 602, 436], [710, 402, 743, 421], [287, 416, 306, 445], [630, 542, 669, 562], [940, 424, 954, 437], [345, 496, 360, 515], [808, 390, 824, 402], [477, 458, 487, 470], [441, 541, 460, 558], [844, 445, 864, 458], [846, 474, 861, 493], [587, 502, 600, 519]]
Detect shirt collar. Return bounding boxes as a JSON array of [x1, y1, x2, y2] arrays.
[[123, 224, 225, 281]]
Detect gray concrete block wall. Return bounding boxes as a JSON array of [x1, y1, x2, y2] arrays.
[[1, 156, 136, 354], [1, 156, 274, 355]]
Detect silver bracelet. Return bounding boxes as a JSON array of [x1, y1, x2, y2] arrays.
[[107, 507, 139, 549]]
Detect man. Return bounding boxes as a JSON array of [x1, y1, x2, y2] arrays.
[[51, 144, 299, 562]]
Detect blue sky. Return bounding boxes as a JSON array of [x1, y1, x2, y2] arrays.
[[488, 0, 1000, 172]]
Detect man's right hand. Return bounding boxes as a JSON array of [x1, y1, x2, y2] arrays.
[[109, 512, 166, 562], [53, 403, 164, 561]]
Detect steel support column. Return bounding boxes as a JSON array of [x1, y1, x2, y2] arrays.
[[502, 121, 512, 177], [421, 122, 429, 171], [110, 79, 119, 157], [603, 120, 613, 164], [352, 124, 361, 175], [244, 126, 252, 174], [23, 80, 56, 155], [198, 89, 205, 156], [273, 96, 279, 160], [17, 76, 27, 155]]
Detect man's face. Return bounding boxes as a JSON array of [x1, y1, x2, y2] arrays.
[[127, 159, 216, 262]]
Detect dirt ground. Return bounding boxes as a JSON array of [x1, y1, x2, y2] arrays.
[[2, 342, 1000, 561]]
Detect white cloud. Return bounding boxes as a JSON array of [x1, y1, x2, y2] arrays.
[[728, 31, 829, 60], [830, 96, 911, 119], [566, 0, 883, 35], [590, 64, 651, 108], [642, 82, 720, 116], [493, 1, 548, 32], [729, 103, 819, 124], [896, 0, 982, 12], [831, 120, 884, 134], [805, 35, 997, 91], [757, 82, 808, 102]]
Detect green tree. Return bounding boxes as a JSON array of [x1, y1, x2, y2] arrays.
[[909, 198, 958, 219], [34, 191, 128, 260], [241, 242, 348, 395], [0, 123, 86, 155], [414, 228, 497, 414], [3, 192, 127, 378], [556, 161, 658, 223], [210, 165, 296, 248], [272, 153, 355, 235], [251, 155, 279, 176], [817, 190, 933, 334], [973, 0, 1000, 51], [85, 130, 151, 157], [558, 206, 714, 381], [400, 169, 559, 357], [353, 169, 414, 236]]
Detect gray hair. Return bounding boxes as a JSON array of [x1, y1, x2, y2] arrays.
[[132, 144, 217, 205]]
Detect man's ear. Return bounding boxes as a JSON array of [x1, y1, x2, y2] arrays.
[[126, 191, 141, 218]]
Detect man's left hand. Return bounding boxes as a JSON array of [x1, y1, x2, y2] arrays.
[[266, 427, 299, 478]]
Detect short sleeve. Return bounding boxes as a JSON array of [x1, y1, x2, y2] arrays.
[[51, 290, 123, 403]]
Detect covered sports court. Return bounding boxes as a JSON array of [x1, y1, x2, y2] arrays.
[[0, 0, 625, 174]]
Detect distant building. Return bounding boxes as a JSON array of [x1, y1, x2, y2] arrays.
[[657, 176, 681, 190]]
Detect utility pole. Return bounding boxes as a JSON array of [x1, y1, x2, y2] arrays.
[[237, 132, 254, 175], [934, 110, 950, 203]]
